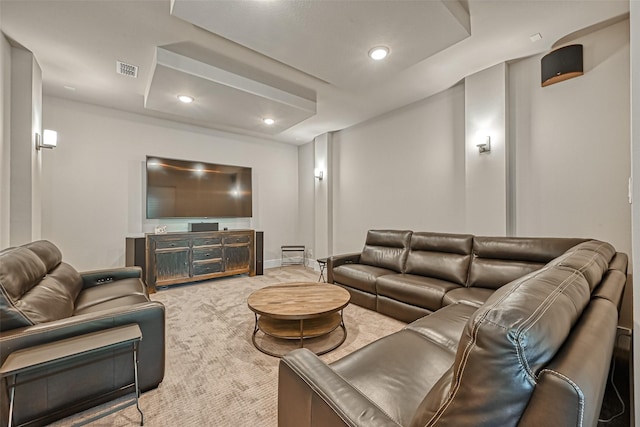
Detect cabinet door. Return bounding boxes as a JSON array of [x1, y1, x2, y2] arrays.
[[225, 245, 251, 272], [155, 248, 190, 285]]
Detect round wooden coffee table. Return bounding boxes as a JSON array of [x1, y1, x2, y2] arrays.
[[247, 282, 350, 357]]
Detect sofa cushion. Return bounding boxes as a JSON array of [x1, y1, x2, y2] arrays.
[[442, 287, 494, 308], [518, 298, 619, 427], [468, 259, 545, 290], [608, 252, 628, 274], [412, 261, 596, 427], [467, 237, 585, 290], [332, 264, 394, 294], [376, 296, 432, 323], [592, 270, 626, 307], [74, 278, 147, 313], [0, 247, 48, 302], [472, 236, 587, 263], [74, 294, 150, 315], [376, 274, 459, 312], [548, 240, 615, 291], [404, 303, 477, 352], [405, 232, 473, 286], [15, 262, 83, 324], [330, 303, 476, 427], [360, 230, 412, 273], [0, 242, 76, 331], [23, 240, 63, 272], [330, 330, 457, 427]]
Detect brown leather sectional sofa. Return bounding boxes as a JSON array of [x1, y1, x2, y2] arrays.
[[0, 240, 165, 427], [278, 230, 628, 427]]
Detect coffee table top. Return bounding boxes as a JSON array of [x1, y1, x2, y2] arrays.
[[247, 282, 350, 320]]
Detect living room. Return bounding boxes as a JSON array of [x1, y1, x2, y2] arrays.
[[1, 1, 640, 426]]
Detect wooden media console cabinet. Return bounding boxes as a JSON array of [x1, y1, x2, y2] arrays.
[[145, 230, 255, 291]]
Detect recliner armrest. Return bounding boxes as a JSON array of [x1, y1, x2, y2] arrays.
[[279, 349, 401, 427], [327, 253, 361, 283], [0, 301, 165, 391], [80, 266, 142, 289]]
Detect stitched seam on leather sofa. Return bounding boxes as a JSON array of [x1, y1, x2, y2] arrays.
[[0, 284, 34, 327], [515, 249, 602, 380], [574, 243, 608, 279], [423, 257, 592, 426], [282, 356, 403, 427], [515, 269, 585, 382], [464, 253, 476, 288], [422, 270, 532, 426], [539, 369, 585, 427]]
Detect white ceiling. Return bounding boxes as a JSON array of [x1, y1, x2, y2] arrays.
[[0, 0, 629, 145], [170, 0, 471, 89]]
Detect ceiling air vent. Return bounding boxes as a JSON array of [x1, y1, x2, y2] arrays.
[[116, 61, 138, 78]]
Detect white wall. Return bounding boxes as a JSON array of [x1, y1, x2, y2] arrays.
[[314, 133, 330, 261], [510, 19, 631, 257], [331, 84, 467, 253], [0, 33, 10, 248], [630, 1, 640, 421], [9, 45, 42, 246], [324, 19, 630, 260], [297, 141, 314, 262], [464, 63, 508, 236], [41, 97, 300, 271]]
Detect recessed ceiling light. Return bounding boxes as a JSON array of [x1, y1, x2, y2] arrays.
[[368, 46, 389, 61], [263, 118, 275, 125], [178, 95, 194, 103]]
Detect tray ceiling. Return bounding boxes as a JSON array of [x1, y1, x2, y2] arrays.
[[145, 47, 317, 134], [170, 0, 471, 89], [0, 0, 629, 144]]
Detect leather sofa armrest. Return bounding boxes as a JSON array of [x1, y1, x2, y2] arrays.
[[279, 349, 401, 427], [0, 301, 165, 390], [327, 253, 361, 284], [80, 266, 142, 289]]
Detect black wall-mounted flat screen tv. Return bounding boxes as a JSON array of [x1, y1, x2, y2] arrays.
[[146, 156, 252, 219]]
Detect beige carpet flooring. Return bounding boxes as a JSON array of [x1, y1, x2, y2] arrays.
[[50, 266, 405, 427]]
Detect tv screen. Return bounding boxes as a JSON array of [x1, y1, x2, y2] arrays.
[[146, 156, 252, 219]]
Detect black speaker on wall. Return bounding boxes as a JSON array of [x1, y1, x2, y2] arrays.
[[541, 44, 583, 87], [255, 231, 264, 276], [189, 222, 219, 232]]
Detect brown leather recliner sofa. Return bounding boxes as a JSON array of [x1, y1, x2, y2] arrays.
[[278, 230, 628, 427], [0, 240, 165, 427]]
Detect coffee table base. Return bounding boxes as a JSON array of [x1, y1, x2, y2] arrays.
[[251, 311, 347, 358]]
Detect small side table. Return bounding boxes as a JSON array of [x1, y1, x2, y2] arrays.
[[0, 324, 144, 427], [281, 245, 306, 266], [317, 257, 328, 282]]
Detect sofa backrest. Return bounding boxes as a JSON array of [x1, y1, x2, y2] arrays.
[[519, 277, 623, 426], [360, 230, 412, 273], [467, 237, 586, 290], [0, 240, 83, 332], [410, 240, 614, 427], [405, 232, 473, 286], [547, 240, 616, 291]]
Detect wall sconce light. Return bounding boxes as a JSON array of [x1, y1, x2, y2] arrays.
[[476, 136, 491, 154], [36, 129, 58, 150], [314, 168, 324, 181]]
